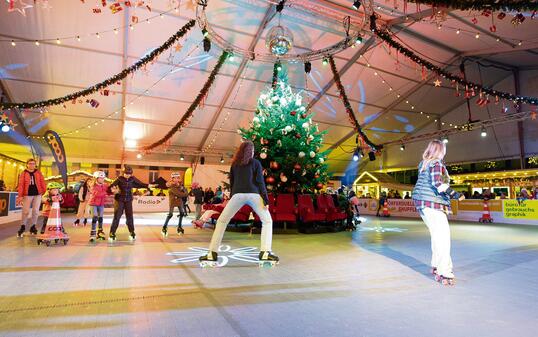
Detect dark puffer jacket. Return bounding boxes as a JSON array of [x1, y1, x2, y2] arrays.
[[108, 176, 148, 202]]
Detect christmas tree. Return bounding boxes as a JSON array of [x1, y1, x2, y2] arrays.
[[239, 65, 329, 193]]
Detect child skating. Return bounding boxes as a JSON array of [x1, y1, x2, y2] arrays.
[[161, 172, 188, 238], [107, 166, 151, 242], [73, 179, 91, 226], [39, 182, 64, 234], [412, 140, 465, 286], [199, 141, 279, 267], [88, 171, 109, 242]]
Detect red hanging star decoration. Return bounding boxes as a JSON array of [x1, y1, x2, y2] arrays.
[[7, 0, 33, 16], [531, 111, 537, 120]]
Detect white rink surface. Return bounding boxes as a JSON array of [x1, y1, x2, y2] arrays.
[[0, 214, 537, 337]]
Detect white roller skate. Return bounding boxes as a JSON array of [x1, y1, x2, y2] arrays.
[[435, 274, 455, 286], [258, 251, 279, 268], [108, 233, 117, 243], [129, 232, 136, 242], [199, 251, 218, 268]]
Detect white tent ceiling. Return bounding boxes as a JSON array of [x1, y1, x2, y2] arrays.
[[1, 0, 537, 173]]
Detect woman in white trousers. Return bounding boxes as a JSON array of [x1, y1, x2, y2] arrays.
[[199, 140, 278, 266], [412, 140, 464, 286]]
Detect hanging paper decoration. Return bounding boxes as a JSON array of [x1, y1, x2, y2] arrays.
[[0, 20, 196, 111]]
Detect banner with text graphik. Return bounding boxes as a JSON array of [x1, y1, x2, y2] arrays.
[[44, 130, 68, 188]]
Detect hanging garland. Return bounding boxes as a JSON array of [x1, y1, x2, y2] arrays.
[[370, 16, 538, 106], [143, 51, 230, 151], [0, 19, 196, 111], [403, 1, 538, 12], [328, 56, 381, 151]]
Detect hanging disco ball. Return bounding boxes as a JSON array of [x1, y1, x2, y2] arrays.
[[266, 25, 294, 56]]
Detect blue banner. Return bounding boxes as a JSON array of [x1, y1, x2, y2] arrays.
[[44, 130, 68, 188]]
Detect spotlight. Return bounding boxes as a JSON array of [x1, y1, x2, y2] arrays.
[[180, 154, 185, 161], [352, 0, 361, 10], [11, 40, 16, 46], [203, 37, 211, 52], [136, 153, 142, 159], [355, 36, 363, 44], [400, 144, 405, 151], [1, 123, 10, 133], [352, 149, 360, 162], [200, 156, 205, 165], [322, 58, 328, 66], [480, 126, 487, 137], [220, 155, 224, 163], [276, 62, 282, 71], [202, 27, 208, 37], [442, 136, 449, 144], [368, 151, 376, 161], [229, 53, 235, 61], [125, 139, 137, 148], [304, 61, 311, 74], [276, 0, 285, 13]]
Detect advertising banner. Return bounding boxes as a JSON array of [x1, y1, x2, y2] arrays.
[[503, 200, 538, 220]]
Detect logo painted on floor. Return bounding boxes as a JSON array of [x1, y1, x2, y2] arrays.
[[358, 226, 408, 233], [166, 245, 260, 267]]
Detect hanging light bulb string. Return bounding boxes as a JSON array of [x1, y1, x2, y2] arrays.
[[370, 17, 538, 106], [203, 59, 250, 153], [28, 40, 202, 139], [143, 50, 230, 151], [1, 19, 196, 111], [1, 5, 181, 44]]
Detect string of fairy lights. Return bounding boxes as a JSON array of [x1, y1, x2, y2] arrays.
[[202, 58, 250, 157], [27, 40, 202, 140], [1, 5, 181, 46]]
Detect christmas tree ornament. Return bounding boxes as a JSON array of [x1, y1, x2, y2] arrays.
[[294, 163, 301, 171], [284, 125, 292, 133], [266, 176, 275, 184], [319, 158, 324, 163], [302, 170, 307, 176], [298, 151, 305, 158], [280, 174, 288, 183], [290, 110, 297, 116], [302, 122, 309, 129], [277, 139, 282, 147], [270, 161, 281, 170], [253, 116, 260, 124], [295, 133, 301, 139], [315, 182, 323, 190], [309, 151, 316, 158], [260, 152, 267, 159]]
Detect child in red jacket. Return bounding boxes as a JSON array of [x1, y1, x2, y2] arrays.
[[89, 171, 109, 242]]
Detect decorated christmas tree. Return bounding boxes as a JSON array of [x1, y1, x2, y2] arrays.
[[239, 65, 329, 193]]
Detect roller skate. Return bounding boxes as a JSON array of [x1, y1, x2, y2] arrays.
[[199, 251, 219, 268], [89, 230, 97, 243], [129, 232, 136, 242], [258, 251, 279, 268], [436, 274, 456, 286], [97, 229, 106, 240], [108, 233, 117, 243], [177, 225, 184, 236], [161, 226, 168, 238], [431, 267, 438, 276], [73, 219, 80, 227], [192, 220, 204, 230], [29, 225, 38, 235], [40, 225, 46, 234], [83, 218, 88, 227], [16, 225, 25, 238]]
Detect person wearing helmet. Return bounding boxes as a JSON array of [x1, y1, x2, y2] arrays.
[[107, 166, 151, 242], [161, 172, 188, 237], [16, 158, 47, 237], [40, 182, 64, 234], [88, 171, 109, 242]]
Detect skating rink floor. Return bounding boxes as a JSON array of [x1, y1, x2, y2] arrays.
[[0, 213, 537, 337]]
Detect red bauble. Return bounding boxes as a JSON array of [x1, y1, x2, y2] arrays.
[[300, 113, 307, 119], [295, 133, 301, 139], [266, 176, 275, 185], [293, 163, 301, 171], [270, 161, 281, 170], [314, 174, 320, 179], [315, 182, 323, 190], [290, 110, 297, 116], [263, 139, 269, 145]]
